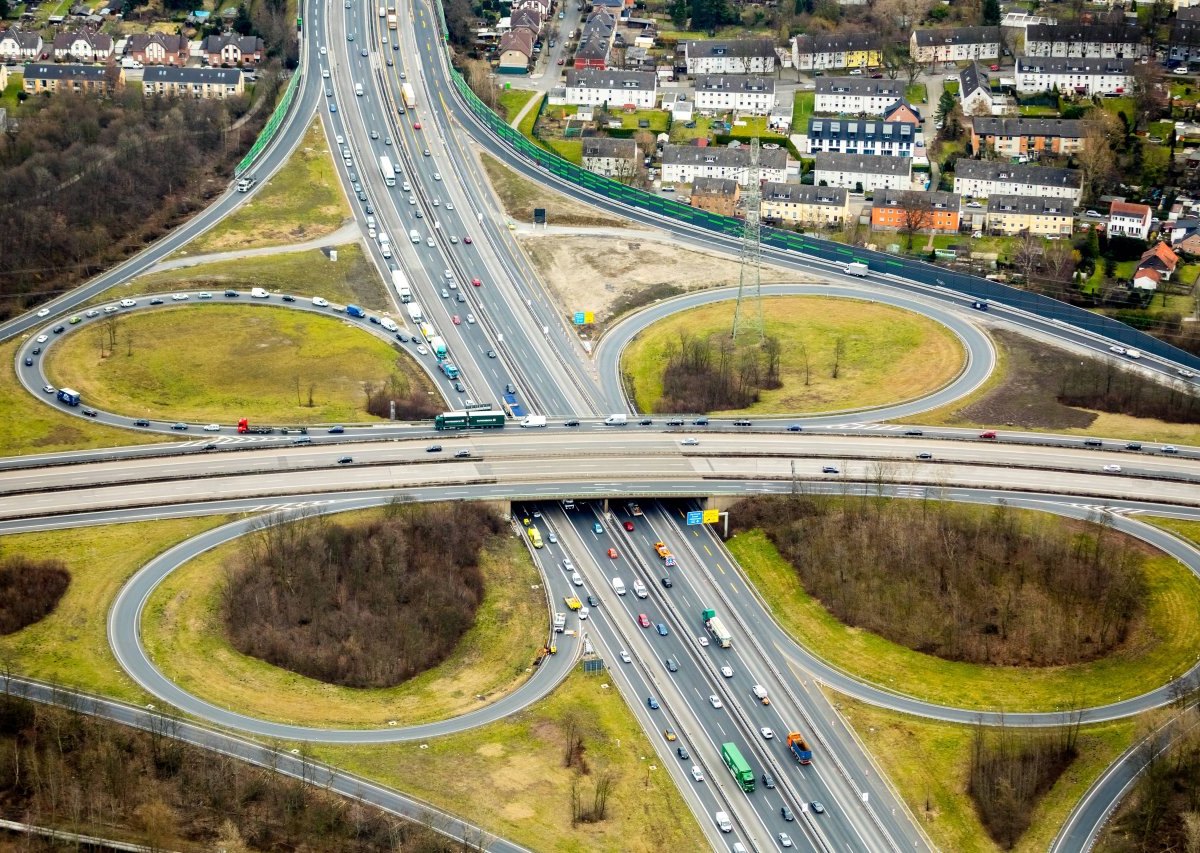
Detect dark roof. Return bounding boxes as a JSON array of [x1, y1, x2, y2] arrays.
[[692, 176, 739, 195], [761, 182, 847, 206], [575, 8, 615, 61], [582, 136, 637, 158], [510, 8, 543, 31], [912, 26, 1000, 47], [1025, 23, 1142, 44], [663, 143, 787, 169], [972, 116, 1085, 138], [958, 62, 989, 96], [52, 30, 113, 51], [143, 66, 242, 85], [23, 62, 110, 80], [794, 31, 882, 54], [1016, 56, 1134, 75], [499, 29, 534, 57], [807, 117, 915, 144], [876, 188, 961, 210], [1171, 8, 1200, 47], [684, 38, 775, 60], [813, 152, 912, 176], [566, 67, 656, 89], [0, 28, 44, 49], [882, 99, 923, 122], [694, 74, 775, 95], [127, 33, 189, 52], [986, 194, 1075, 216], [814, 77, 903, 99], [954, 159, 1082, 189], [202, 34, 264, 54]]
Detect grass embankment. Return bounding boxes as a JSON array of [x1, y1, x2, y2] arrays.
[[47, 305, 428, 425], [912, 328, 1200, 444], [498, 87, 539, 125], [184, 118, 351, 254], [621, 296, 964, 416], [729, 527, 1200, 711], [0, 516, 235, 704], [479, 151, 627, 227], [1144, 516, 1200, 550], [0, 337, 166, 456], [124, 243, 386, 309], [832, 692, 1141, 853], [141, 512, 546, 727], [313, 666, 705, 853]]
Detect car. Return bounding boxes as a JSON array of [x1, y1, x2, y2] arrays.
[[708, 695, 723, 709], [639, 418, 653, 426], [904, 429, 925, 436], [663, 727, 677, 741], [661, 576, 672, 588], [23, 357, 32, 367], [471, 277, 483, 287], [1178, 368, 1197, 378], [586, 594, 599, 607], [35, 334, 48, 344], [989, 64, 1000, 71], [666, 419, 683, 426], [69, 315, 82, 323], [665, 657, 679, 672], [578, 606, 590, 620], [721, 665, 733, 678], [103, 305, 119, 314], [369, 130, 378, 140], [337, 456, 354, 465], [1125, 442, 1143, 450], [564, 419, 580, 427], [133, 419, 151, 427], [386, 57, 394, 67], [822, 465, 839, 474], [697, 636, 709, 647], [637, 613, 651, 628], [223, 290, 238, 298], [623, 520, 634, 531], [463, 235, 472, 244], [326, 87, 334, 97], [917, 452, 933, 460], [454, 449, 472, 458], [1109, 345, 1127, 355], [778, 833, 794, 849], [319, 46, 327, 55], [760, 727, 775, 740], [1103, 464, 1122, 473], [281, 294, 295, 303], [329, 103, 336, 113], [1175, 66, 1190, 74], [423, 149, 431, 157], [171, 422, 189, 431], [787, 424, 803, 432], [84, 309, 100, 318], [620, 650, 632, 663], [434, 173, 442, 181], [681, 438, 699, 446], [82, 407, 98, 418], [1162, 445, 1179, 454], [733, 419, 751, 426], [450, 236, 459, 244], [347, 32, 354, 40], [328, 425, 345, 434], [690, 765, 704, 782], [557, 57, 564, 65], [415, 210, 424, 219], [607, 547, 618, 559], [322, 68, 330, 78], [36, 308, 49, 317], [203, 423, 221, 432], [810, 802, 826, 814], [427, 444, 442, 453], [441, 289, 450, 299], [453, 381, 465, 392], [646, 697, 659, 710], [1086, 209, 1103, 218], [149, 298, 164, 306], [31, 347, 41, 355], [592, 521, 604, 534], [486, 349, 497, 358], [655, 623, 669, 636], [313, 296, 330, 307], [446, 202, 454, 211], [762, 773, 776, 789], [452, 315, 461, 325]]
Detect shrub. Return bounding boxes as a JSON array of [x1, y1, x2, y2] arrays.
[[0, 556, 70, 635]]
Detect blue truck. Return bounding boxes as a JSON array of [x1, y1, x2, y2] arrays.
[[346, 304, 366, 318], [56, 388, 81, 406], [439, 361, 460, 379], [502, 391, 526, 419]]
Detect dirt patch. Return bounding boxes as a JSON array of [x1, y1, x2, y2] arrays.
[[478, 151, 627, 228], [521, 234, 809, 325]]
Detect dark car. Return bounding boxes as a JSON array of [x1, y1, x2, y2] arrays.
[[224, 289, 239, 297], [337, 456, 353, 464], [1125, 442, 1143, 450], [810, 802, 826, 814], [32, 347, 41, 355], [282, 294, 296, 302], [693, 417, 709, 426], [646, 697, 659, 710], [762, 773, 776, 789], [917, 452, 933, 460], [677, 746, 690, 760], [664, 657, 679, 672], [396, 332, 410, 342], [171, 422, 189, 431], [638, 419, 653, 425], [904, 429, 924, 436], [655, 623, 669, 636], [426, 444, 442, 452], [453, 381, 465, 392], [327, 425, 345, 434], [586, 594, 599, 607], [661, 576, 673, 588], [52, 325, 65, 333], [564, 419, 580, 427], [822, 465, 839, 474], [505, 383, 517, 394], [23, 357, 32, 366], [733, 419, 752, 426], [787, 424, 802, 432], [133, 419, 151, 427], [781, 805, 794, 822], [149, 299, 164, 306], [201, 443, 218, 451], [81, 407, 98, 417]]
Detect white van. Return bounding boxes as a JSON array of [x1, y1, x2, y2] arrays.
[[410, 229, 421, 244], [604, 414, 628, 425], [521, 415, 547, 428], [632, 579, 648, 599], [715, 811, 732, 833], [250, 287, 269, 299], [380, 317, 398, 332], [355, 83, 363, 96], [611, 577, 626, 595]]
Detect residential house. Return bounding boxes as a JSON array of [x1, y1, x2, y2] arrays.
[[958, 63, 1000, 116], [970, 116, 1086, 157], [1023, 23, 1144, 59], [126, 33, 190, 66], [0, 29, 44, 62], [909, 26, 1000, 65], [1132, 267, 1162, 291], [142, 66, 244, 99], [801, 117, 917, 157], [791, 32, 883, 71], [582, 136, 639, 178], [760, 182, 850, 227], [813, 152, 913, 192], [1136, 241, 1180, 279], [768, 97, 794, 132], [203, 34, 265, 66], [513, 0, 551, 15], [689, 176, 741, 216], [1015, 56, 1134, 96], [1178, 232, 1200, 256], [51, 30, 114, 62], [565, 67, 656, 108], [882, 99, 922, 126], [23, 63, 122, 95], [1108, 199, 1153, 239], [661, 143, 788, 186], [813, 77, 903, 115], [498, 29, 534, 73], [574, 8, 615, 70], [985, 194, 1075, 236], [509, 8, 544, 37], [1169, 7, 1200, 63], [683, 38, 776, 76], [693, 74, 776, 115], [871, 188, 962, 233], [953, 159, 1083, 203]]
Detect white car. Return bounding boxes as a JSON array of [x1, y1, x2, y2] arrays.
[[691, 765, 704, 782], [620, 650, 631, 663], [319, 46, 327, 55], [1109, 345, 1126, 355], [720, 665, 734, 678], [408, 195, 417, 205], [402, 181, 411, 191], [578, 606, 589, 620], [708, 695, 723, 709], [760, 727, 775, 740], [697, 636, 709, 647], [433, 172, 442, 181], [172, 293, 189, 301], [322, 68, 330, 78], [1103, 464, 1122, 473], [203, 423, 221, 432], [35, 334, 48, 344], [446, 202, 455, 210], [119, 299, 137, 308], [426, 238, 435, 247], [466, 314, 476, 324], [197, 292, 213, 299], [103, 305, 119, 314], [681, 438, 699, 446], [1177, 368, 1196, 378], [36, 308, 49, 317], [779, 833, 794, 848], [84, 309, 100, 318], [444, 269, 453, 278], [312, 296, 330, 307], [416, 344, 428, 355], [42, 384, 55, 394], [547, 532, 557, 543]]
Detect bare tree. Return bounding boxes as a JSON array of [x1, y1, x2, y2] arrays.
[[1131, 61, 1168, 132], [831, 337, 846, 379], [895, 190, 934, 251], [1078, 113, 1122, 203], [798, 341, 811, 386], [1011, 230, 1043, 283]]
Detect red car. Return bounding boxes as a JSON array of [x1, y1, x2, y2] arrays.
[[413, 121, 422, 130], [623, 521, 634, 531], [637, 613, 651, 628], [979, 430, 997, 440], [989, 64, 1000, 71], [463, 236, 473, 244], [557, 58, 564, 65], [452, 315, 461, 325], [607, 547, 618, 559], [471, 277, 483, 287]]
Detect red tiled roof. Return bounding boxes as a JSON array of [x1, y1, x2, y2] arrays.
[[1110, 200, 1151, 218]]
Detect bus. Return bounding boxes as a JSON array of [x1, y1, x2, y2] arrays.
[[720, 743, 755, 793], [434, 410, 507, 430], [379, 155, 396, 187]]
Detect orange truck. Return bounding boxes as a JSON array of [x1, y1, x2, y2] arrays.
[[654, 541, 677, 567]]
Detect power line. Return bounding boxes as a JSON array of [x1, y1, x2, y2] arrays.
[[732, 137, 763, 345]]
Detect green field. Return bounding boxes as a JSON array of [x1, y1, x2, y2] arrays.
[[480, 152, 626, 227], [621, 296, 965, 416], [0, 516, 235, 704], [184, 118, 351, 254], [906, 83, 928, 104], [142, 510, 547, 727], [46, 304, 431, 424], [793, 90, 815, 126], [729, 527, 1200, 712], [314, 666, 705, 853]]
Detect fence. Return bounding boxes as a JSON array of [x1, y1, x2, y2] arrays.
[[234, 68, 302, 177]]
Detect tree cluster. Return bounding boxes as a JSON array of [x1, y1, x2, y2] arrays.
[[656, 331, 782, 413], [0, 86, 270, 319], [364, 371, 444, 420], [729, 495, 1148, 667], [1057, 356, 1200, 424], [0, 556, 70, 635], [0, 694, 476, 851], [224, 504, 503, 688]]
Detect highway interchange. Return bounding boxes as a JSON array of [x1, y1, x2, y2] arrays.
[[3, 0, 1200, 848]]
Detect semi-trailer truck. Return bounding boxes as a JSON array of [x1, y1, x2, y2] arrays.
[[702, 608, 732, 648], [429, 336, 448, 359], [392, 270, 412, 303], [379, 155, 396, 187], [406, 302, 424, 323], [786, 732, 813, 765], [439, 361, 459, 379]]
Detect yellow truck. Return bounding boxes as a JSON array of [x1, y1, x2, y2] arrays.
[[564, 595, 582, 611]]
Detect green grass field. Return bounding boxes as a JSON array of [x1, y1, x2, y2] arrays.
[[729, 527, 1200, 712], [142, 511, 547, 727], [46, 304, 430, 424], [545, 137, 583, 164], [313, 666, 705, 853], [906, 83, 928, 104], [185, 118, 350, 254], [616, 109, 669, 132], [0, 516, 236, 704], [124, 243, 387, 309], [621, 296, 965, 416], [479, 152, 626, 227], [498, 87, 539, 124], [794, 90, 815, 125], [669, 115, 715, 142]]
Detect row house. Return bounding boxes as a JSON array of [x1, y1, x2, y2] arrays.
[[661, 143, 788, 187], [1109, 200, 1153, 239], [791, 32, 883, 71], [1023, 23, 1144, 59], [813, 77, 903, 115], [693, 74, 775, 115], [1015, 56, 1133, 96], [203, 34, 265, 67], [985, 194, 1074, 236], [970, 116, 1085, 157], [909, 26, 1000, 65], [813, 152, 912, 192], [689, 177, 740, 216], [1169, 7, 1200, 63], [510, 8, 544, 38], [871, 189, 962, 233], [953, 159, 1083, 203], [801, 117, 917, 158], [52, 30, 114, 63], [574, 8, 616, 70], [23, 63, 122, 95], [565, 67, 657, 108], [760, 182, 850, 227], [0, 29, 43, 62], [143, 66, 244, 100], [683, 38, 776, 76], [582, 136, 639, 178], [126, 33, 190, 66]]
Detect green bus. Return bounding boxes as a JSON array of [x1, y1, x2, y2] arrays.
[[721, 742, 755, 793]]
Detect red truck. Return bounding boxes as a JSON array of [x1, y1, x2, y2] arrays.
[[237, 418, 274, 435]]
